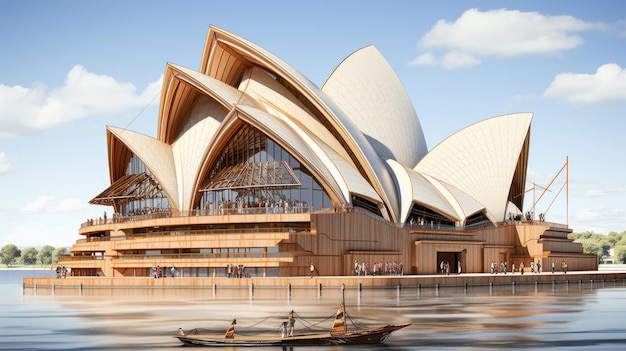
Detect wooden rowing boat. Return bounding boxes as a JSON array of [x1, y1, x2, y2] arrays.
[[174, 302, 410, 346]]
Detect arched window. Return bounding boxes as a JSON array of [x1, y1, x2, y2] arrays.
[[199, 124, 332, 212]]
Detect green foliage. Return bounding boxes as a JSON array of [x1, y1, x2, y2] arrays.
[[570, 231, 626, 263], [52, 247, 68, 264], [0, 244, 69, 266], [20, 247, 39, 265], [37, 245, 55, 265], [1, 244, 21, 267], [615, 245, 626, 264]]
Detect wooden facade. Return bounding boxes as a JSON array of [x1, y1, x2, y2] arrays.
[[59, 208, 597, 281]]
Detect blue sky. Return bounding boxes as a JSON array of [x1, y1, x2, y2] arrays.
[[1, 1, 625, 248]]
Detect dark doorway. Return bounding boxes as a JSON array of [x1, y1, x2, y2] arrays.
[[437, 252, 460, 274]]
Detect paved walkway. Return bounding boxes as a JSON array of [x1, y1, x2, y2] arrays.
[[23, 270, 626, 290]]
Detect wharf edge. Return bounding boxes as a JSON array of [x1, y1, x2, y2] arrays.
[[23, 271, 626, 291]]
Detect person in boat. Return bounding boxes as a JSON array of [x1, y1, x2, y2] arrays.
[[225, 319, 236, 339], [288, 310, 296, 337]]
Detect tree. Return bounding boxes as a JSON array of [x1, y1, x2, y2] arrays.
[[52, 247, 68, 264], [606, 232, 621, 247], [1, 244, 21, 267], [20, 247, 39, 265], [615, 245, 626, 264], [37, 245, 55, 265]]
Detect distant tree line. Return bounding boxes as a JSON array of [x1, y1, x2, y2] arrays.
[[569, 231, 626, 264], [1, 244, 68, 267]]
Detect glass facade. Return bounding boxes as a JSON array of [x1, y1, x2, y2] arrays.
[[121, 154, 170, 216], [200, 124, 332, 212]]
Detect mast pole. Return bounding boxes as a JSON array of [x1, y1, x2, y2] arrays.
[[566, 156, 569, 227]]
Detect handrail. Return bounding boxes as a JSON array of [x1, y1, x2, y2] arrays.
[[75, 227, 312, 243], [81, 206, 332, 228], [59, 251, 299, 262]]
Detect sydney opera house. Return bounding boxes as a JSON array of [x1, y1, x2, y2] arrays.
[[60, 26, 596, 278]]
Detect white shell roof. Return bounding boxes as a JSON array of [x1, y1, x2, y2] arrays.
[[207, 25, 400, 221], [415, 113, 533, 222], [388, 160, 460, 222], [107, 126, 179, 209], [103, 26, 535, 227], [322, 46, 428, 167]]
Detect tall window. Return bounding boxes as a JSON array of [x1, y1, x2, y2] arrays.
[[200, 124, 331, 211], [121, 154, 170, 216]]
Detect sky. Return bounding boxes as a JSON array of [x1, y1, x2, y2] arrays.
[[1, 1, 625, 248]]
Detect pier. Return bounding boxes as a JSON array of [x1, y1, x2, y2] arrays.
[[23, 271, 626, 293]]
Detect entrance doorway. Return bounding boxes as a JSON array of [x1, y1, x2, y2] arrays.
[[437, 252, 460, 274]]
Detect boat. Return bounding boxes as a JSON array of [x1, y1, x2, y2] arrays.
[[174, 301, 411, 346]]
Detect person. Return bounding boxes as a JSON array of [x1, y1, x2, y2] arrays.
[[280, 321, 288, 338], [512, 262, 516, 274], [156, 265, 161, 278], [288, 310, 296, 337], [536, 260, 541, 273], [354, 259, 359, 276], [552, 261, 555, 274], [310, 262, 315, 278], [441, 260, 445, 274], [520, 262, 525, 275], [457, 261, 462, 274], [225, 319, 236, 339], [170, 266, 176, 277]]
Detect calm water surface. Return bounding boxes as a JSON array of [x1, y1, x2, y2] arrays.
[[2, 269, 626, 350]]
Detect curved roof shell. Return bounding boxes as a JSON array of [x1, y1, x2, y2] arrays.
[[322, 46, 428, 167], [414, 113, 532, 222], [99, 25, 534, 227]]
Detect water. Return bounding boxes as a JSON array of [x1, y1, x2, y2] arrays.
[[2, 269, 626, 350]]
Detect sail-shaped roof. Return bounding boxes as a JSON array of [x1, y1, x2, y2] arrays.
[[96, 25, 534, 227]]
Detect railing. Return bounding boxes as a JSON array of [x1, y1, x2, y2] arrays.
[[498, 219, 570, 230], [80, 204, 569, 233], [81, 206, 332, 228], [74, 227, 312, 243], [110, 251, 296, 261], [58, 255, 104, 262]]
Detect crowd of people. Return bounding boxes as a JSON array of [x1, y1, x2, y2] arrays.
[[55, 266, 69, 278], [490, 260, 567, 274], [353, 260, 404, 276], [226, 264, 249, 278], [152, 265, 178, 278], [439, 261, 461, 275]]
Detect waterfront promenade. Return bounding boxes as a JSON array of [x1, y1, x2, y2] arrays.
[[23, 270, 626, 292]]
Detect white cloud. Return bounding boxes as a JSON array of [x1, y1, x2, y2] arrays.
[[0, 152, 13, 173], [584, 186, 624, 198], [441, 51, 481, 69], [4, 223, 59, 248], [544, 63, 626, 105], [19, 196, 82, 214], [574, 206, 626, 234], [0, 65, 162, 138], [409, 53, 438, 66], [48, 198, 83, 213], [412, 8, 602, 69], [20, 196, 56, 213]]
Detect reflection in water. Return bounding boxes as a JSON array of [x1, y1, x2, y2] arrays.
[[4, 271, 626, 350]]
